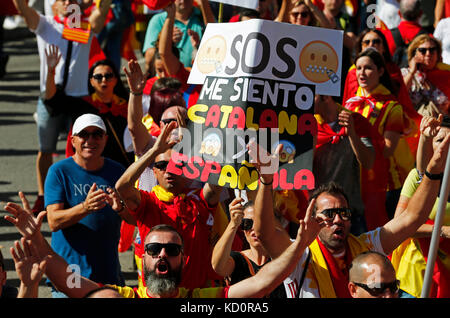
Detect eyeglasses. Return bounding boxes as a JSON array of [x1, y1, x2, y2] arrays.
[[353, 280, 400, 297], [154, 160, 169, 171], [241, 218, 254, 231], [91, 72, 115, 82], [416, 47, 437, 55], [318, 208, 352, 221], [75, 129, 105, 140], [291, 11, 309, 18], [161, 118, 177, 125], [362, 39, 382, 46], [145, 243, 183, 257]]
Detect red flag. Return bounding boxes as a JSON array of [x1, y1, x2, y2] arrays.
[[142, 0, 174, 11]]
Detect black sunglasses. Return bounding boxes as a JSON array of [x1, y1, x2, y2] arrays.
[[76, 129, 105, 140], [291, 11, 309, 18], [362, 39, 381, 46], [92, 72, 115, 82], [154, 160, 169, 171], [353, 280, 400, 297], [241, 218, 254, 231], [319, 208, 352, 221], [417, 47, 437, 55], [145, 243, 183, 257]]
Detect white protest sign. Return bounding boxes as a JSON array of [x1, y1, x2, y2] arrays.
[[209, 0, 258, 10], [188, 19, 344, 96]]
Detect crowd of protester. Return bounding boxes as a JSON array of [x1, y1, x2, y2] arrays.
[[1, 0, 450, 299]]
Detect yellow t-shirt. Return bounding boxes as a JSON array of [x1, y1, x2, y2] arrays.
[[400, 168, 450, 225], [106, 284, 228, 298]]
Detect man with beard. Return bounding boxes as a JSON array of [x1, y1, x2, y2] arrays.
[[251, 132, 450, 298], [115, 120, 223, 290], [4, 197, 323, 298]]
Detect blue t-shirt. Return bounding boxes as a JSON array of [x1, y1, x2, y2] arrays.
[[142, 8, 205, 68], [44, 157, 125, 285]]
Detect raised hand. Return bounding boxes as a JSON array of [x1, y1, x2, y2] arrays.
[[229, 197, 245, 228], [426, 133, 450, 174], [296, 198, 323, 248], [338, 110, 356, 137], [10, 238, 49, 291], [152, 120, 178, 155], [123, 59, 146, 95], [4, 192, 46, 239], [247, 139, 283, 183], [45, 44, 61, 73], [420, 114, 443, 138]]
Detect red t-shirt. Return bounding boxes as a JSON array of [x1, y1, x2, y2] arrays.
[[130, 188, 222, 289], [381, 21, 425, 57]]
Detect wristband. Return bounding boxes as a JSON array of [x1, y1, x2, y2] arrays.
[[424, 170, 444, 180], [259, 177, 273, 186], [130, 91, 143, 96]]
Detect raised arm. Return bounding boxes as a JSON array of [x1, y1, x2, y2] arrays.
[[196, 0, 216, 24], [89, 0, 113, 34], [4, 193, 100, 298], [250, 142, 292, 259], [124, 59, 154, 156], [380, 133, 450, 255], [227, 200, 322, 298], [12, 0, 40, 31], [44, 44, 62, 101], [416, 115, 443, 174], [115, 121, 178, 210], [158, 3, 181, 76], [211, 197, 244, 277]]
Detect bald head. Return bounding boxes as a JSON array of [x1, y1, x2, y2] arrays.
[[349, 251, 395, 283], [399, 0, 422, 21]]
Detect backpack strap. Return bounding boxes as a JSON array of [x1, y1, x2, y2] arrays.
[[391, 27, 405, 48], [296, 248, 311, 297]]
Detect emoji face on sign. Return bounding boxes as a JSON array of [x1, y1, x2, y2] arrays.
[[200, 132, 221, 157], [299, 41, 339, 83], [196, 35, 227, 74]]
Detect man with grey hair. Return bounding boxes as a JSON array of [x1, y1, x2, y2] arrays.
[[381, 0, 428, 60]]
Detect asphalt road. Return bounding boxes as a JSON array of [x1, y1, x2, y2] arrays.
[[0, 25, 138, 298]]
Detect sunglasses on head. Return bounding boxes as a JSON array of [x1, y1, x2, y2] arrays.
[[241, 218, 254, 231], [417, 47, 437, 55], [319, 207, 352, 221], [145, 242, 183, 257], [291, 11, 309, 18], [362, 38, 381, 46], [154, 160, 169, 171], [353, 280, 399, 297], [91, 72, 115, 82], [76, 129, 105, 140]]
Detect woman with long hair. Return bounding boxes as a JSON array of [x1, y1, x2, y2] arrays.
[[344, 48, 416, 228]]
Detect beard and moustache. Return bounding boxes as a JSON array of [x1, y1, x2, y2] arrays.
[[144, 258, 183, 297]]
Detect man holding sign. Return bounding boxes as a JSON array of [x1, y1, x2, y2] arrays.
[[115, 120, 224, 290]]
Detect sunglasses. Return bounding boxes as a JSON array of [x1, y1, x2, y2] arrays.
[[145, 243, 183, 257], [291, 11, 309, 18], [318, 208, 352, 221], [417, 47, 437, 55], [241, 218, 254, 231], [362, 39, 381, 46], [75, 129, 105, 140], [154, 160, 169, 171], [91, 72, 115, 82], [353, 280, 400, 297]]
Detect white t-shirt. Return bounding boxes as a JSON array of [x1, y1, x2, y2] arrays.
[[376, 0, 400, 29], [33, 14, 93, 96], [283, 227, 385, 298], [434, 17, 450, 65]]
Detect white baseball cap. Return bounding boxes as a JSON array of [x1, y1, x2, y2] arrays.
[[72, 114, 107, 135]]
